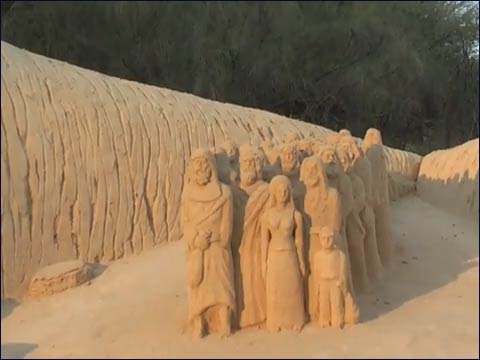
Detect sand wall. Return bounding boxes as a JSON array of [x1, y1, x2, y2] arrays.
[[417, 139, 479, 221], [1, 41, 421, 299]]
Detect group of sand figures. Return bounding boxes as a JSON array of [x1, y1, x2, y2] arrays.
[[181, 128, 392, 338]]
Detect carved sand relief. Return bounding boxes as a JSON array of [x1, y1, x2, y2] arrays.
[[180, 128, 400, 337]]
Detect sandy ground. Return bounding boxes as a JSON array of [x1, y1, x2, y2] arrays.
[[1, 196, 478, 359]]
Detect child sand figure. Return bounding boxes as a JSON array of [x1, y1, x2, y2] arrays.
[[311, 226, 357, 329]]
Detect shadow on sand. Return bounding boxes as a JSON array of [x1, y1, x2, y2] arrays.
[[357, 182, 478, 323], [1, 343, 37, 359]]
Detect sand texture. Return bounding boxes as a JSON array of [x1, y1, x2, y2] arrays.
[[1, 197, 478, 359], [417, 139, 479, 221], [0, 41, 423, 299]]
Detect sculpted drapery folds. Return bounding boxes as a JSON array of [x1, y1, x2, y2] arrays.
[[362, 128, 393, 268], [237, 145, 271, 329], [181, 148, 235, 338], [314, 144, 359, 324], [337, 136, 383, 281], [261, 175, 306, 332], [336, 146, 371, 293], [311, 227, 355, 329], [300, 156, 343, 320]]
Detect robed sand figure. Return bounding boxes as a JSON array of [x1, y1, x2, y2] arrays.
[[181, 148, 235, 338], [237, 145, 271, 329]]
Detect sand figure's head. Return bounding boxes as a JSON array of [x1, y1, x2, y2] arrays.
[[339, 129, 352, 137], [317, 145, 340, 178], [337, 136, 363, 168], [300, 156, 328, 190], [280, 144, 300, 174], [285, 132, 301, 144], [239, 144, 264, 186], [326, 133, 341, 147], [220, 141, 239, 162], [297, 139, 314, 158], [269, 175, 294, 209], [363, 128, 383, 152], [320, 226, 336, 250], [189, 148, 218, 186], [336, 147, 353, 175]]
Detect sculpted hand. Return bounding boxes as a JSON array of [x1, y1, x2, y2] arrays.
[[196, 231, 211, 250]]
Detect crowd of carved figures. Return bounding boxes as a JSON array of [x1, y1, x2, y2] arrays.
[[181, 128, 392, 338]]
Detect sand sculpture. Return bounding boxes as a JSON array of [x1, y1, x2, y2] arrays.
[[310, 227, 354, 328], [337, 136, 383, 281], [216, 141, 240, 186], [336, 147, 371, 293], [1, 41, 421, 300], [181, 149, 236, 338], [261, 175, 306, 332], [237, 145, 270, 329], [362, 128, 393, 268], [300, 156, 342, 318], [279, 144, 305, 211]]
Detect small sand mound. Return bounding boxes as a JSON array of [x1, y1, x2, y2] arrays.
[[28, 260, 92, 299], [417, 138, 479, 221]]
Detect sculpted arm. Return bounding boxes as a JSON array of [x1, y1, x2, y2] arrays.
[[294, 211, 306, 277], [261, 213, 270, 280]]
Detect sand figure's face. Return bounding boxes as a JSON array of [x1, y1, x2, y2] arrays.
[[320, 227, 335, 250], [270, 176, 292, 207], [222, 141, 238, 161], [336, 148, 353, 174], [300, 157, 320, 188], [192, 156, 213, 186], [280, 145, 299, 173], [320, 148, 339, 177], [275, 181, 290, 206], [240, 154, 259, 186], [337, 139, 361, 169], [297, 140, 313, 157]]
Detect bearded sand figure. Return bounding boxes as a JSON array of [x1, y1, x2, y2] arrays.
[[181, 149, 236, 338], [261, 175, 307, 332], [216, 141, 240, 185], [279, 144, 305, 211], [311, 227, 356, 329], [297, 139, 315, 161], [236, 145, 271, 329], [337, 136, 383, 281], [300, 156, 343, 319], [316, 144, 360, 324], [362, 128, 393, 268]]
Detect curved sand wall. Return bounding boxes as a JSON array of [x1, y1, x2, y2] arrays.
[[417, 139, 479, 221], [1, 41, 421, 299]]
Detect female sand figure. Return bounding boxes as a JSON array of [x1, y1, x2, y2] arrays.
[[261, 175, 307, 332]]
